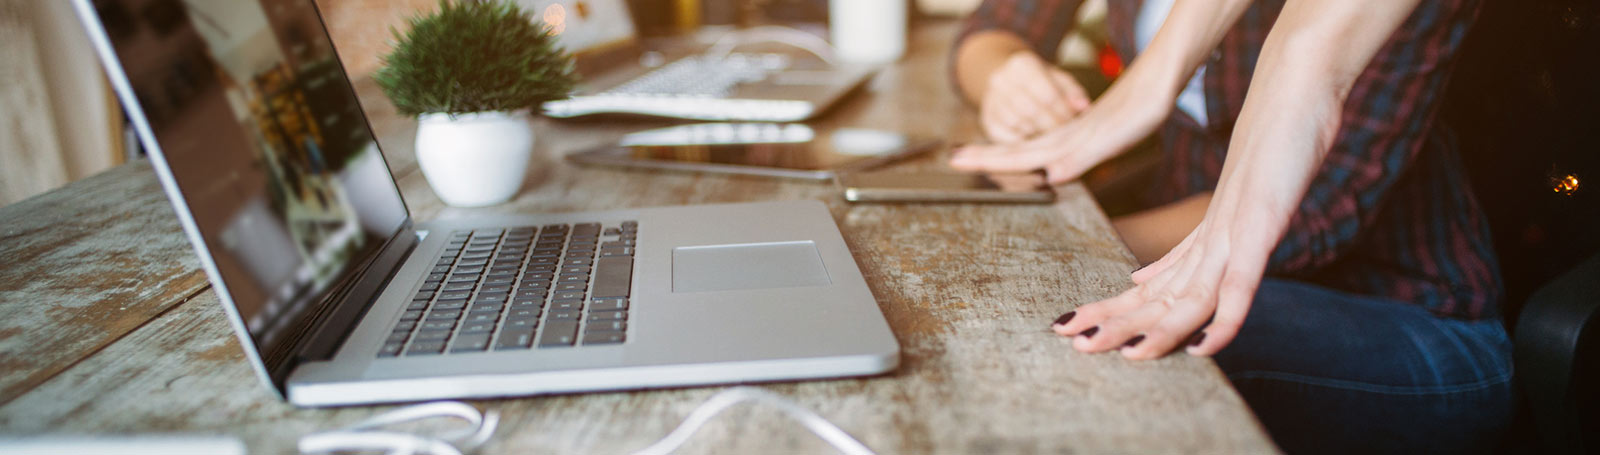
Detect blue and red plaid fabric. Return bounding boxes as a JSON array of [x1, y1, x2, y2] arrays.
[[957, 0, 1501, 320]]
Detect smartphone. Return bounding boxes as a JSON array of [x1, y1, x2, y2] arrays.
[[836, 171, 1055, 203]]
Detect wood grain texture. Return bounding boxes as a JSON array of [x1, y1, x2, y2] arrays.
[[0, 163, 209, 405], [0, 18, 1277, 453]]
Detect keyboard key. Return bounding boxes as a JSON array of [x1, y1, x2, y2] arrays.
[[468, 303, 503, 313], [550, 300, 582, 311], [601, 248, 634, 257], [406, 340, 447, 355], [433, 300, 467, 311], [530, 257, 558, 265], [589, 310, 626, 321], [420, 320, 456, 331], [400, 310, 423, 321], [442, 282, 475, 292], [503, 318, 539, 330], [539, 321, 580, 347], [450, 334, 492, 353], [419, 282, 440, 292], [604, 227, 621, 236], [426, 273, 447, 282], [482, 285, 512, 294], [406, 301, 430, 311], [506, 307, 540, 320], [561, 265, 590, 274], [431, 265, 452, 274], [495, 330, 535, 350], [593, 257, 633, 298], [414, 329, 451, 341], [620, 221, 638, 228], [457, 257, 488, 267], [475, 293, 508, 303], [439, 291, 471, 300], [582, 331, 626, 345], [591, 298, 628, 311], [392, 321, 416, 331], [554, 290, 585, 301], [464, 312, 499, 324], [527, 264, 557, 273], [511, 298, 543, 310], [387, 331, 412, 344], [559, 274, 589, 284], [556, 282, 586, 292], [378, 342, 405, 356], [548, 310, 581, 321], [589, 320, 627, 332], [461, 321, 496, 333], [414, 291, 434, 300]]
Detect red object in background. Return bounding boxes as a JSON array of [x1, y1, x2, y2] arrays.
[[1098, 44, 1123, 79]]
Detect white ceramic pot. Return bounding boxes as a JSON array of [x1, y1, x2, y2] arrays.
[[414, 110, 534, 207]]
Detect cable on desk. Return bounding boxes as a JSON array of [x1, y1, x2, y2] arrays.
[[298, 401, 498, 455], [630, 386, 876, 455]]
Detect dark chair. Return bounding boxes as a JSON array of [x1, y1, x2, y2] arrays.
[[1442, 0, 1600, 453]]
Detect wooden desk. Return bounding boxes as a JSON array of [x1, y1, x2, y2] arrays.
[[0, 20, 1275, 454]]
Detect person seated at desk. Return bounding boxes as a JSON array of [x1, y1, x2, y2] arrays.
[[948, 0, 1511, 452]]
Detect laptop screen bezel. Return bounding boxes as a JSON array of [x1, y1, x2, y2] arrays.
[[70, 0, 416, 396]]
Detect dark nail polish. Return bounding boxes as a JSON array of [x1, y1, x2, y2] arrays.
[[1122, 335, 1145, 348], [1052, 311, 1076, 326], [1188, 332, 1206, 347], [1079, 326, 1099, 338]]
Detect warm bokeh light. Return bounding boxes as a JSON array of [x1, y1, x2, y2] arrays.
[[543, 4, 566, 35], [1553, 173, 1580, 195]]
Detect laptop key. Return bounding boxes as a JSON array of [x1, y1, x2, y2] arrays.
[[442, 282, 475, 292], [407, 301, 430, 311], [400, 310, 423, 321], [451, 334, 492, 353], [565, 257, 594, 266], [495, 330, 535, 350], [593, 257, 633, 298], [547, 310, 581, 321], [588, 320, 627, 332], [582, 331, 625, 345], [588, 310, 626, 321], [433, 300, 467, 311], [461, 321, 495, 333], [420, 320, 456, 331], [392, 321, 417, 331], [556, 282, 586, 292], [527, 264, 557, 273], [559, 274, 588, 284], [418, 282, 439, 292], [406, 340, 447, 355], [506, 307, 540, 320], [538, 321, 580, 347], [590, 298, 628, 311], [511, 298, 543, 309], [414, 329, 451, 341], [550, 300, 582, 311], [503, 318, 539, 330], [554, 290, 585, 301], [464, 313, 499, 324], [378, 342, 405, 357]]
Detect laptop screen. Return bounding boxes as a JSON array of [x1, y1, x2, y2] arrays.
[[87, 0, 408, 364]]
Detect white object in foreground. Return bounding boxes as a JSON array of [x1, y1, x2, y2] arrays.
[[415, 110, 534, 207]]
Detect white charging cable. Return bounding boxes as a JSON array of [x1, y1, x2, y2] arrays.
[[299, 401, 499, 455], [296, 387, 872, 455], [630, 387, 876, 455]]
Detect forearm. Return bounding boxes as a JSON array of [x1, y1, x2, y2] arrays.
[[1128, 0, 1255, 99], [954, 31, 1035, 104], [1210, 0, 1428, 266]]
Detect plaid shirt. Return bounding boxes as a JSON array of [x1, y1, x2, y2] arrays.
[[959, 0, 1502, 320]]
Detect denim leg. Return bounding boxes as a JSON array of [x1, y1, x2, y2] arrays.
[[1212, 279, 1515, 455]]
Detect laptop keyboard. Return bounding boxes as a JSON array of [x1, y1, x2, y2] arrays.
[[378, 221, 637, 357], [608, 53, 790, 98]]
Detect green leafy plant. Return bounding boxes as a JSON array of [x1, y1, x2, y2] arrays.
[[376, 0, 577, 116]]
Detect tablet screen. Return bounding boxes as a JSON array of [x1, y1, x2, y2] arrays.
[[604, 123, 924, 171]]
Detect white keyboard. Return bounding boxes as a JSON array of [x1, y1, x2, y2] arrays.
[[544, 54, 817, 122]]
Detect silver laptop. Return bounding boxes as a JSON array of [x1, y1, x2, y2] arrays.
[[73, 0, 898, 407], [525, 0, 876, 121]]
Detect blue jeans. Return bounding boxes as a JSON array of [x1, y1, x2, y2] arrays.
[[1214, 279, 1515, 454]]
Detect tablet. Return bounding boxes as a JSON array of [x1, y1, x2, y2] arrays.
[[565, 123, 940, 180]]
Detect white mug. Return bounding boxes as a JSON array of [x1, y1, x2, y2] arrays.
[[829, 0, 908, 64]]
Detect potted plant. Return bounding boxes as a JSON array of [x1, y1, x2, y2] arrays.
[[376, 0, 577, 207]]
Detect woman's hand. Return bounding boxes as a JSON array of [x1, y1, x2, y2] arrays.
[[979, 51, 1092, 144], [951, 66, 1172, 184], [1049, 0, 1427, 360]]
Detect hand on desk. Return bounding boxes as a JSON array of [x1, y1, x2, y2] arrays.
[[977, 52, 1091, 144], [949, 66, 1170, 185]]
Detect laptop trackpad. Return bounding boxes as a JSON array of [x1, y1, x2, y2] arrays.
[[672, 241, 832, 293]]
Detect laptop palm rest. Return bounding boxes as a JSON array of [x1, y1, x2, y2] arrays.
[[672, 241, 831, 293]]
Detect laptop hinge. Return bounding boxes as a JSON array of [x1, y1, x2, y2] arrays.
[[290, 221, 419, 366]]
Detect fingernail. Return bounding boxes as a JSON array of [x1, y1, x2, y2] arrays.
[[1122, 335, 1145, 348], [1079, 326, 1099, 339], [1051, 311, 1076, 326], [1188, 332, 1206, 347]]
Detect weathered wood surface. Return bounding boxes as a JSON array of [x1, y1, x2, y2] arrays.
[[0, 19, 1277, 453], [0, 163, 208, 405]]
